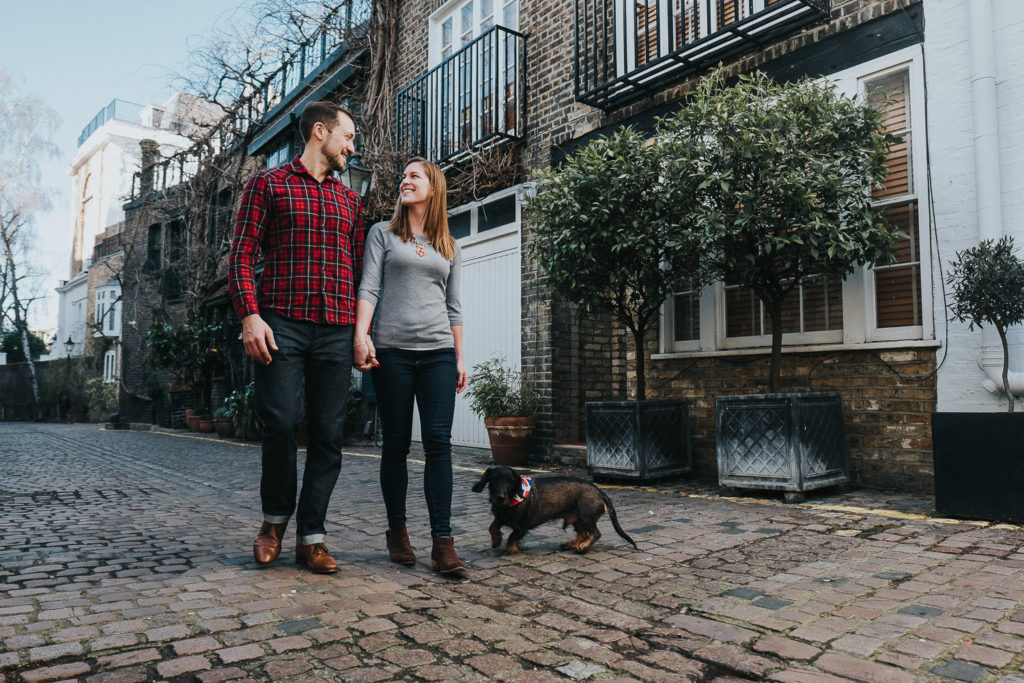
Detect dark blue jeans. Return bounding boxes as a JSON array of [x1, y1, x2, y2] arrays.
[[254, 311, 353, 545], [371, 347, 457, 537]]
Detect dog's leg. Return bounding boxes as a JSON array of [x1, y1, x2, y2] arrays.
[[575, 526, 602, 553], [488, 519, 504, 548], [504, 528, 526, 555]]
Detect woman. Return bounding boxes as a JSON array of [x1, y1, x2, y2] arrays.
[[354, 158, 468, 577]]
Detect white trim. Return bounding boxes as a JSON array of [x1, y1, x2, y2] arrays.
[[653, 338, 941, 361]]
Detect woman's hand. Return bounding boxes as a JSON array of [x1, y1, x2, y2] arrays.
[[456, 358, 467, 393], [354, 337, 378, 371]]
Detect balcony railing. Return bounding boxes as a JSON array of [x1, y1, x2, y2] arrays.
[[397, 25, 526, 164], [575, 0, 830, 109], [78, 100, 144, 147]]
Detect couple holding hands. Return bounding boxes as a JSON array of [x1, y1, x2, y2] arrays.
[[228, 101, 467, 578]]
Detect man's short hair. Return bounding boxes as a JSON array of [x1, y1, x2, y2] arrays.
[[298, 101, 355, 142]]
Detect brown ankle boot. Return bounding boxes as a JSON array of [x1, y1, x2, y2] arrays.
[[386, 528, 416, 566], [430, 536, 467, 577]]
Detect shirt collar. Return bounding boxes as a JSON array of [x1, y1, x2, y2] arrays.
[[289, 155, 341, 186]]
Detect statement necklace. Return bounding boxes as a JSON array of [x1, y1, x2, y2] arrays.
[[413, 234, 427, 257]]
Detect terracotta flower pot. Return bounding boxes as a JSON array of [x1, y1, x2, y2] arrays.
[[198, 419, 215, 433], [214, 419, 233, 438], [186, 415, 201, 432], [483, 416, 536, 467]]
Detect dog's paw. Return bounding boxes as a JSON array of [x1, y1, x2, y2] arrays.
[[503, 542, 520, 555], [489, 531, 503, 548], [558, 540, 579, 551]]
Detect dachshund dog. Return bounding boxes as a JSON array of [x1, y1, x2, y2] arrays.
[[472, 466, 637, 554]]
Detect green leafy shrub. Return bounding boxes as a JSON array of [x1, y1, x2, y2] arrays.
[[84, 377, 118, 416], [466, 358, 539, 418]]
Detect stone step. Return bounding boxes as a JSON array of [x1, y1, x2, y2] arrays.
[[549, 443, 587, 469]]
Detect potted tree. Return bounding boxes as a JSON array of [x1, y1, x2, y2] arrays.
[[659, 70, 901, 501], [467, 358, 539, 466], [933, 236, 1024, 523], [526, 125, 705, 481]]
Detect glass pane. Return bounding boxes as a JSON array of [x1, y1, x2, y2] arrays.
[[503, 0, 517, 28], [479, 196, 516, 231], [801, 276, 843, 332], [868, 70, 911, 199], [875, 265, 921, 327], [448, 210, 472, 239], [462, 3, 474, 43], [725, 286, 760, 337], [885, 202, 919, 265], [443, 18, 452, 48], [673, 288, 699, 342]]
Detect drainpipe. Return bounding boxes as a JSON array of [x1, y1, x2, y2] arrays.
[[968, 0, 1024, 397]]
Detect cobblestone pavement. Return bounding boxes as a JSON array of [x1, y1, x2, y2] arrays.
[[2, 424, 1024, 682]]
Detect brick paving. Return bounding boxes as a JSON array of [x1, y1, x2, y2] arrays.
[[2, 424, 1024, 681]]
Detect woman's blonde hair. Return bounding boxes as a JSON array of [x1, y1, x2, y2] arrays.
[[388, 157, 455, 260]]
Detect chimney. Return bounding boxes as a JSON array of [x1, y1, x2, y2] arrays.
[[139, 139, 159, 196]]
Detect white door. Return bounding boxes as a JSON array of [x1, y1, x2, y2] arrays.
[[412, 227, 521, 448]]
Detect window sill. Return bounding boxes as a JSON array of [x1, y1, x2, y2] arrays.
[[653, 338, 942, 360]]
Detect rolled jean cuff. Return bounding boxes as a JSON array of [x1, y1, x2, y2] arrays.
[[264, 514, 290, 524], [299, 533, 326, 545]]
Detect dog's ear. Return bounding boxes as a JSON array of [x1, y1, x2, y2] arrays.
[[472, 468, 492, 493]]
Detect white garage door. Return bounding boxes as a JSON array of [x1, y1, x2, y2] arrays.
[[412, 225, 522, 448]]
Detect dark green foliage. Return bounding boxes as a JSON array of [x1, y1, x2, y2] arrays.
[[525, 125, 706, 400], [658, 69, 900, 391], [466, 358, 539, 418], [146, 313, 222, 390], [222, 380, 263, 434], [1, 327, 46, 362], [947, 236, 1024, 412]]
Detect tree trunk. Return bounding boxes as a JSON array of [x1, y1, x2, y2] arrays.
[[633, 327, 646, 401], [1000, 326, 1014, 412], [16, 320, 40, 414], [767, 299, 783, 393]]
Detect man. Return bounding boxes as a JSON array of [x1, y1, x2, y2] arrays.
[[228, 101, 365, 574]]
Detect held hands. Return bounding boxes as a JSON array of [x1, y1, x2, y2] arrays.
[[354, 336, 379, 371], [241, 314, 277, 365], [456, 359, 467, 394]]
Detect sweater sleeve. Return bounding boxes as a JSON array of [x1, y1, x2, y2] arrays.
[[357, 222, 387, 307], [446, 242, 463, 327]]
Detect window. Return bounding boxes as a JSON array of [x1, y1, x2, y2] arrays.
[[103, 350, 117, 383], [661, 46, 931, 355], [146, 224, 162, 270], [267, 143, 291, 168], [447, 185, 522, 242]]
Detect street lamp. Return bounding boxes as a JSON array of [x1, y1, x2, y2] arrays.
[[64, 336, 74, 355], [341, 153, 373, 197]]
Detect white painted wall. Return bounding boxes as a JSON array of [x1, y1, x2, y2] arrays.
[[927, 0, 1024, 411]]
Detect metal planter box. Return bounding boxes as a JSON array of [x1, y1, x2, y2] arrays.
[[932, 412, 1024, 524], [716, 391, 847, 502], [586, 399, 692, 481]]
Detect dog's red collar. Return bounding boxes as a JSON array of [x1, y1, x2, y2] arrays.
[[510, 476, 532, 506]]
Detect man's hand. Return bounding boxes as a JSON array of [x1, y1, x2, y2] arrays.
[[241, 314, 277, 365], [354, 336, 378, 371]]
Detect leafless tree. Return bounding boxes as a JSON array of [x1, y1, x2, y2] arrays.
[[0, 69, 60, 411]]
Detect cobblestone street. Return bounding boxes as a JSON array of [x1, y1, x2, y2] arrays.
[[2, 424, 1024, 681]]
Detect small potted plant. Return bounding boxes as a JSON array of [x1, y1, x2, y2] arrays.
[[933, 235, 1024, 523], [213, 406, 233, 438], [223, 381, 262, 441], [467, 358, 539, 466]]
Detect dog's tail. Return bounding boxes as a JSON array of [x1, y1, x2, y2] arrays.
[[599, 489, 638, 549]]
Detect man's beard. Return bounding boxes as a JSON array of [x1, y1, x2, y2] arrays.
[[323, 144, 347, 173]]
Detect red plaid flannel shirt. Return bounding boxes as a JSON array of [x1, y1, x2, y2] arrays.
[[229, 157, 365, 325]]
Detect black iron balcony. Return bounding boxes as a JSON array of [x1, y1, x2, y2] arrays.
[[575, 0, 830, 109], [397, 25, 526, 164]]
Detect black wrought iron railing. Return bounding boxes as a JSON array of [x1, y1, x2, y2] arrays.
[[397, 25, 526, 164], [575, 0, 830, 109]]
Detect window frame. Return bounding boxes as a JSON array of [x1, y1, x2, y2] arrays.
[[659, 45, 932, 355]]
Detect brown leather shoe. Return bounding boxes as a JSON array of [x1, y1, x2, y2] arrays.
[[295, 543, 339, 573], [430, 536, 466, 577], [253, 522, 287, 565], [386, 528, 416, 566]]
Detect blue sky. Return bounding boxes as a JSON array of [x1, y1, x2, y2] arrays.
[[0, 0, 245, 330]]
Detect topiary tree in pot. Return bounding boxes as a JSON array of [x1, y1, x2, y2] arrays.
[[933, 235, 1024, 523], [658, 69, 901, 500], [525, 125, 706, 480]]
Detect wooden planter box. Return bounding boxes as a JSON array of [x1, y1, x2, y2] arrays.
[[932, 412, 1024, 524], [586, 399, 691, 481], [716, 391, 847, 503]]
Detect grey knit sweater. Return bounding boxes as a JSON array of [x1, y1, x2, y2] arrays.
[[357, 221, 462, 350]]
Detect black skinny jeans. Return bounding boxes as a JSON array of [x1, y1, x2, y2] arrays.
[[254, 311, 353, 545], [371, 347, 458, 537]]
